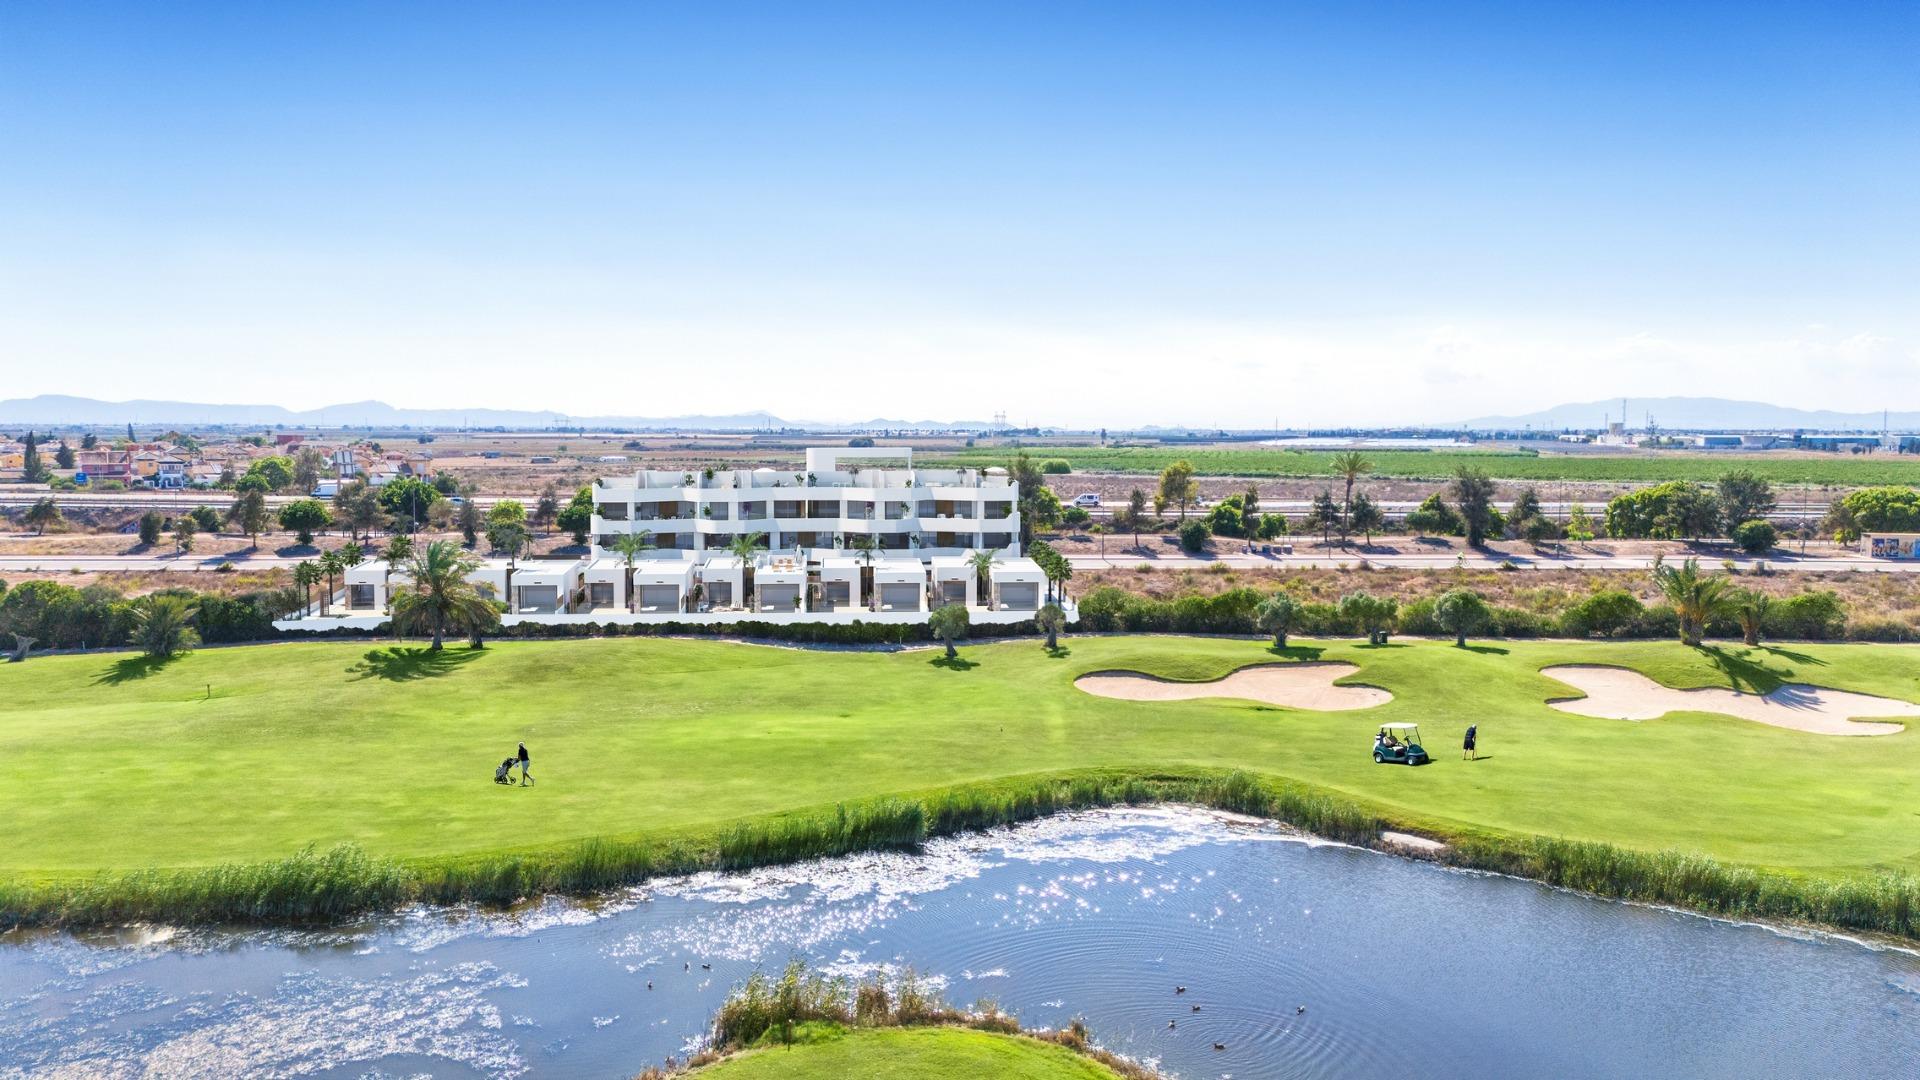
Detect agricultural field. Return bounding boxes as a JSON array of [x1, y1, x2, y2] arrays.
[[932, 446, 1920, 486]]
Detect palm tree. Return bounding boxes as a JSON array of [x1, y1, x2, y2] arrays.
[[317, 550, 346, 615], [293, 560, 321, 614], [390, 540, 496, 650], [614, 530, 655, 610], [383, 534, 413, 573], [967, 549, 996, 607], [1651, 557, 1732, 647], [1035, 602, 1066, 651], [846, 533, 877, 606], [131, 594, 200, 659], [131, 588, 200, 657], [1331, 450, 1372, 544], [728, 530, 766, 606], [1731, 588, 1770, 647]]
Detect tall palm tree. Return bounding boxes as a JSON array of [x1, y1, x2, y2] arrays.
[[1331, 450, 1372, 544], [614, 530, 655, 609], [292, 560, 320, 614], [729, 530, 767, 607], [1651, 557, 1732, 647], [383, 534, 413, 573], [389, 540, 495, 650], [846, 533, 877, 606], [967, 549, 996, 607], [317, 550, 346, 615]]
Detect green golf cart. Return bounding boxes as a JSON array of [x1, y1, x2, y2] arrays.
[[1373, 722, 1429, 766]]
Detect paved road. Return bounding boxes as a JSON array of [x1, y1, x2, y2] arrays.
[[0, 552, 313, 573], [1065, 547, 1909, 573], [5, 549, 1915, 576]]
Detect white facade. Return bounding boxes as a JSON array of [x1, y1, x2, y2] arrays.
[[273, 447, 1069, 632], [589, 446, 1020, 559]]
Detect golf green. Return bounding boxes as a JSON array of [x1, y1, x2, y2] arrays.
[[689, 1027, 1127, 1079], [4, 635, 1919, 879]]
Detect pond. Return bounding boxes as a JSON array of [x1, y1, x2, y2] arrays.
[[4, 807, 1917, 1078]]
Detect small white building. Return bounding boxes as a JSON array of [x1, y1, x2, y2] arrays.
[[583, 557, 629, 612], [631, 554, 699, 613], [507, 558, 586, 614], [871, 556, 928, 612], [697, 553, 746, 611], [755, 554, 806, 613], [344, 561, 394, 613], [469, 558, 515, 607], [815, 555, 862, 612], [928, 554, 977, 608], [988, 557, 1047, 611]]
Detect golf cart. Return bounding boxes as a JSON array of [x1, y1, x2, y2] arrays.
[[1373, 723, 1429, 766]]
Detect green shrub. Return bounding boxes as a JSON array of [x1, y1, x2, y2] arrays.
[[1039, 459, 1071, 474], [1560, 589, 1646, 638], [1178, 520, 1211, 553], [1765, 590, 1846, 640], [1730, 519, 1777, 553]]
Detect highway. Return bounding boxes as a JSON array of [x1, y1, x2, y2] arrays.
[[4, 547, 1913, 576]]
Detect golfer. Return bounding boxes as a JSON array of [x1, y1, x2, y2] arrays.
[[517, 741, 533, 785], [1463, 724, 1478, 761]]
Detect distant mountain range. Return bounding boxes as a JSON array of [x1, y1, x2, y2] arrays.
[[0, 395, 992, 432], [1460, 397, 1920, 432]]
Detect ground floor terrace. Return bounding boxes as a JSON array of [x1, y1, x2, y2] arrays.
[[277, 549, 1062, 632]]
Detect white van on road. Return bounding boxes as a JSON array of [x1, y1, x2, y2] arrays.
[[1072, 493, 1102, 508]]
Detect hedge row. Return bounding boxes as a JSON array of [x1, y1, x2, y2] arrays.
[[1075, 584, 1866, 641]]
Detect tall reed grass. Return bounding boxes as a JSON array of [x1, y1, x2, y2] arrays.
[[7, 769, 1919, 944]]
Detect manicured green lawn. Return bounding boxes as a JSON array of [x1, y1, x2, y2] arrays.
[[5, 634, 1920, 879], [691, 1027, 1123, 1079]]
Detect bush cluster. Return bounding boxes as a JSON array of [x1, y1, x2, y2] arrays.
[[1076, 582, 1861, 641]]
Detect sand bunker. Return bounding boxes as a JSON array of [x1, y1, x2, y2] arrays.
[[1542, 665, 1920, 737], [1075, 662, 1391, 711]]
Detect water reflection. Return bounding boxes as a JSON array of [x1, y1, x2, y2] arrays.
[[3, 807, 1916, 1079]]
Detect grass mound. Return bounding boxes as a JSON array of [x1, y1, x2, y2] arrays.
[[685, 1027, 1129, 1079], [640, 959, 1158, 1079]]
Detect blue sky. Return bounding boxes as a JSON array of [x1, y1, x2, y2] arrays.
[[2, 2, 1915, 426]]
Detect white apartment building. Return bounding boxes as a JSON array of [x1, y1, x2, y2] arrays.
[[275, 446, 1061, 632], [589, 446, 1020, 557]]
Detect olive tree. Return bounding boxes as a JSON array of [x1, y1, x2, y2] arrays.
[[1256, 593, 1298, 648], [1433, 588, 1491, 647], [928, 602, 970, 660]]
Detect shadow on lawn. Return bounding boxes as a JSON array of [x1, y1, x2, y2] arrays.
[[1699, 645, 1793, 693], [350, 645, 485, 682], [1264, 644, 1326, 660], [1045, 645, 1073, 660], [93, 655, 177, 685], [1459, 644, 1511, 656], [929, 654, 980, 671]]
